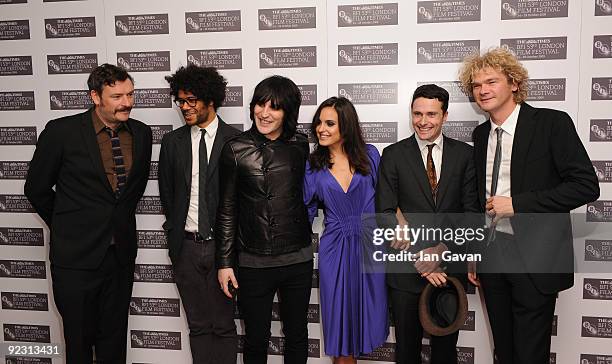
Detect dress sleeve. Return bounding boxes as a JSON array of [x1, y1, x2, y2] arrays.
[[366, 144, 381, 187], [303, 160, 319, 225]]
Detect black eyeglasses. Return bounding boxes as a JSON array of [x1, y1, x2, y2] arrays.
[[174, 97, 199, 108]]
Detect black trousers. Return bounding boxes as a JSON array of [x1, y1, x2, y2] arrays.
[[390, 287, 459, 364], [479, 233, 557, 364], [237, 260, 313, 364], [173, 238, 237, 364], [50, 245, 134, 364]]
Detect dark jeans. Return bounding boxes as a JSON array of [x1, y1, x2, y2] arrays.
[[237, 260, 313, 364], [173, 239, 237, 364], [51, 245, 134, 364], [390, 287, 459, 364]]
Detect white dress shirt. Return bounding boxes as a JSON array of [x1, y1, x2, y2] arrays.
[[185, 116, 219, 233], [485, 104, 520, 234], [415, 132, 444, 184]]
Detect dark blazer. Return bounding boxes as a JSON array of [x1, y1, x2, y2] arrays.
[[472, 102, 599, 294], [158, 117, 241, 262], [376, 134, 480, 293], [24, 108, 152, 269]]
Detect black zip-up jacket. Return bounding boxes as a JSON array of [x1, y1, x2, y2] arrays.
[[215, 127, 312, 268]]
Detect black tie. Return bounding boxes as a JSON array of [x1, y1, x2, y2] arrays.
[[105, 127, 127, 198], [198, 129, 211, 238], [487, 127, 503, 244]]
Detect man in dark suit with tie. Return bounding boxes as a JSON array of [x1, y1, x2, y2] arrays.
[[376, 84, 479, 364], [24, 64, 152, 364], [459, 47, 599, 363], [158, 65, 240, 364]]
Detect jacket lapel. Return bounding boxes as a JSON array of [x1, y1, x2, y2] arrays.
[[178, 125, 192, 189], [207, 117, 226, 181], [510, 103, 535, 195], [405, 136, 436, 209], [435, 136, 457, 206], [81, 109, 114, 196], [474, 122, 490, 208]]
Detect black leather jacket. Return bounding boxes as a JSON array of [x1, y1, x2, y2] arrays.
[[215, 127, 312, 268]]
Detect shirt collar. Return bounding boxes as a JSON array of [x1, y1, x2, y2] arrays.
[[415, 132, 444, 152], [490, 103, 520, 137], [91, 108, 131, 134], [191, 114, 219, 139]]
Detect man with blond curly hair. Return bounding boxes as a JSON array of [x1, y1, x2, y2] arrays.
[[459, 48, 599, 363]]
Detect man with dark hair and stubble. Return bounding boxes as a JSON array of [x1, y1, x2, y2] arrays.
[[216, 75, 313, 364], [376, 84, 479, 364], [25, 63, 152, 363], [159, 65, 240, 364]]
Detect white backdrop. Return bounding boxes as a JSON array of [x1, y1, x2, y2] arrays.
[[1, 1, 611, 363]]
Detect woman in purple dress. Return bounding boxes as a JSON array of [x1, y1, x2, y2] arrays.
[[304, 96, 388, 363]]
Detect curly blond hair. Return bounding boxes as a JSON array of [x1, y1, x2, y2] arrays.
[[458, 47, 529, 104]]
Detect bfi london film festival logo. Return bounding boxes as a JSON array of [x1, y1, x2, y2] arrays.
[[187, 49, 242, 70], [585, 240, 612, 262], [270, 303, 320, 323], [0, 260, 46, 279], [596, 0, 612, 16], [419, 346, 475, 364], [136, 196, 164, 214], [116, 51, 170, 72], [185, 10, 241, 33], [592, 78, 612, 100], [47, 53, 98, 74], [237, 336, 321, 358], [134, 88, 171, 108], [337, 43, 398, 66], [0, 92, 35, 111], [526, 78, 566, 101], [0, 0, 27, 4], [258, 7, 316, 30], [129, 297, 180, 317], [296, 123, 315, 143], [0, 161, 29, 180], [44, 17, 96, 38], [0, 20, 30, 40], [580, 354, 612, 363], [1, 292, 48, 311], [358, 342, 396, 362], [0, 127, 36, 145], [225, 86, 243, 107], [0, 56, 32, 76], [49, 90, 92, 110], [501, 0, 568, 20], [417, 40, 480, 64], [5, 357, 52, 364], [417, 0, 481, 23], [338, 3, 398, 27], [150, 125, 173, 144], [443, 121, 479, 143], [259, 46, 317, 68], [417, 81, 474, 103], [0, 227, 44, 246], [0, 195, 34, 213], [115, 14, 169, 36], [586, 201, 612, 222], [361, 122, 398, 143], [590, 119, 612, 141], [593, 161, 612, 183], [3, 324, 51, 343], [582, 316, 612, 338], [133, 264, 174, 283], [297, 85, 317, 106], [593, 35, 612, 58], [583, 278, 612, 300], [149, 161, 158, 180], [136, 230, 167, 249], [500, 36, 567, 61], [130, 330, 181, 350], [338, 83, 398, 104]]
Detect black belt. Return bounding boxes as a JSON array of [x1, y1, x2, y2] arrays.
[[184, 231, 212, 243]]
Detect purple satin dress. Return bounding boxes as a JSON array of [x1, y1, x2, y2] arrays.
[[304, 144, 388, 357]]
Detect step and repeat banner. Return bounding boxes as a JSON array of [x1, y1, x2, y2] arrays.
[[1, 1, 611, 363]]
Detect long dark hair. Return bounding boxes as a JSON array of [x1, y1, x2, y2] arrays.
[[309, 96, 370, 175], [249, 75, 301, 140]]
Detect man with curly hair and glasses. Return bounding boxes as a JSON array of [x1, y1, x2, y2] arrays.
[[159, 65, 240, 364], [459, 48, 599, 363]]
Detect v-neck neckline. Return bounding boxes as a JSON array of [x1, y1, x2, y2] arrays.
[[327, 168, 354, 194]]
